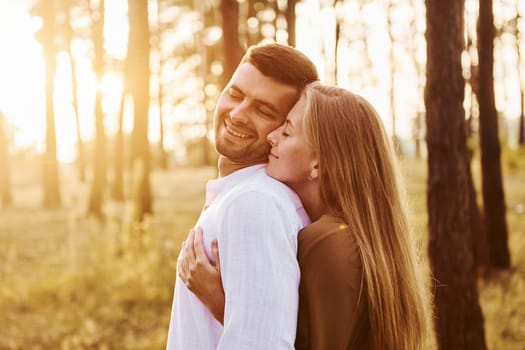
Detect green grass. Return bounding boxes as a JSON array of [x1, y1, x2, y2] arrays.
[[0, 154, 524, 349]]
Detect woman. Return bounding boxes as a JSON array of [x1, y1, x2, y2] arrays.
[[178, 83, 433, 349]]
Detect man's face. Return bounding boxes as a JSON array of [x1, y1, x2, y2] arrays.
[[213, 63, 298, 166]]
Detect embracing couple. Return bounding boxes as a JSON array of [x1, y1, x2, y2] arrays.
[[166, 43, 432, 350]]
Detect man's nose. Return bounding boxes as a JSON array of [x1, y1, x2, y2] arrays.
[[230, 100, 250, 124]]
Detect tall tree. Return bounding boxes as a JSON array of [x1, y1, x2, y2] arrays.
[[195, 0, 211, 166], [128, 0, 153, 221], [0, 112, 13, 207], [477, 0, 511, 268], [462, 5, 489, 268], [245, 0, 264, 46], [220, 0, 243, 87], [63, 0, 86, 183], [407, 0, 425, 159], [111, 82, 126, 201], [33, 0, 62, 209], [87, 0, 107, 218], [271, 0, 279, 42], [516, 5, 524, 146], [425, 0, 487, 348], [155, 0, 168, 170], [285, 0, 296, 46], [333, 0, 342, 85], [387, 0, 398, 143]]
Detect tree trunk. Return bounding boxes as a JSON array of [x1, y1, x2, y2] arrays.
[[519, 68, 524, 146], [477, 0, 511, 268], [467, 158, 489, 268], [87, 0, 106, 218], [425, 0, 487, 348], [42, 48, 61, 209], [245, 0, 263, 47], [0, 112, 13, 207], [387, 0, 397, 142], [64, 4, 86, 183], [271, 0, 279, 42], [128, 0, 152, 221], [111, 89, 126, 201], [517, 8, 524, 146], [39, 1, 62, 209], [334, 0, 340, 86], [156, 0, 168, 170], [195, 0, 210, 166], [220, 0, 243, 87], [407, 0, 424, 160], [286, 0, 296, 47], [158, 80, 168, 169]]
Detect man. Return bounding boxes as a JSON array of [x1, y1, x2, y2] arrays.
[[166, 43, 319, 349]]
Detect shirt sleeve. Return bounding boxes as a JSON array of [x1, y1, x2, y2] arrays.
[[216, 190, 300, 350], [300, 229, 364, 350]]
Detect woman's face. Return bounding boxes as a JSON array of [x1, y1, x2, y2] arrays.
[[266, 96, 318, 187]]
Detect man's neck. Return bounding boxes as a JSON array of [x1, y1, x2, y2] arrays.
[[217, 156, 266, 178]]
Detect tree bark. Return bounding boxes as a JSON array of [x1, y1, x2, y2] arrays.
[[467, 158, 489, 268], [387, 0, 397, 142], [87, 0, 106, 219], [519, 87, 524, 146], [477, 0, 511, 268], [64, 3, 86, 183], [516, 8, 525, 146], [33, 0, 62, 209], [425, 0, 487, 348], [285, 0, 296, 47], [195, 0, 210, 166], [246, 0, 263, 47], [156, 0, 168, 170], [220, 0, 243, 87], [111, 88, 125, 201], [42, 51, 61, 209], [0, 112, 13, 207], [128, 0, 152, 221], [334, 0, 341, 86]]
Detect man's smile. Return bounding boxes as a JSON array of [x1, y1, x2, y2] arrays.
[[225, 121, 251, 139]]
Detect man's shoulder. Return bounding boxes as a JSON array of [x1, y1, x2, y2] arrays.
[[216, 167, 300, 212], [233, 167, 296, 199]]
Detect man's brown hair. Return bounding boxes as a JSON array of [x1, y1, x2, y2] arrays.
[[241, 43, 319, 93]]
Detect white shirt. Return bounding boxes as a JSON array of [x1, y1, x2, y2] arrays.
[[166, 164, 310, 350]]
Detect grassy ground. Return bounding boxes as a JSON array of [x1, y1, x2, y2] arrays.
[[0, 154, 524, 349]]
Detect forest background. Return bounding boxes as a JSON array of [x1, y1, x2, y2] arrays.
[[0, 0, 524, 349]]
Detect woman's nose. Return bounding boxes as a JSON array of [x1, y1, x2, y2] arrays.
[[267, 127, 279, 146]]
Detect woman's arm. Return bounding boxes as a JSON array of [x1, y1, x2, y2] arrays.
[[177, 227, 225, 324]]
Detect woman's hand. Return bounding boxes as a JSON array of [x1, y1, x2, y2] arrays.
[[177, 227, 225, 324]]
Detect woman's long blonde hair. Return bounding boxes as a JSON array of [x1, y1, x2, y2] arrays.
[[303, 83, 433, 349]]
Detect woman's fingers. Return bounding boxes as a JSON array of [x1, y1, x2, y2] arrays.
[[177, 241, 188, 282], [211, 240, 221, 272], [183, 229, 196, 264], [193, 227, 208, 262]]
